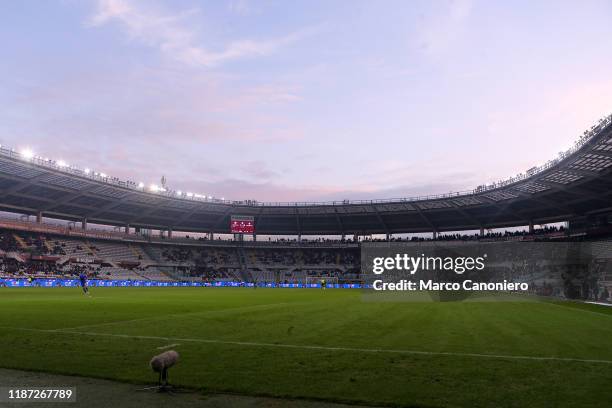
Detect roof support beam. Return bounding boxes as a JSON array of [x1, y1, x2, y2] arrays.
[[0, 173, 49, 196], [372, 206, 390, 234], [414, 206, 437, 232], [295, 208, 302, 236], [148, 202, 207, 227], [210, 206, 236, 233], [449, 204, 485, 230], [537, 180, 611, 206], [513, 191, 575, 218], [41, 185, 100, 211], [333, 210, 345, 235], [479, 198, 530, 224]]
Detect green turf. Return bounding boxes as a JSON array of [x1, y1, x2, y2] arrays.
[[0, 287, 611, 407]]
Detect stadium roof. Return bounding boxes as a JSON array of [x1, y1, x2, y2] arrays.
[[2, 116, 612, 235]]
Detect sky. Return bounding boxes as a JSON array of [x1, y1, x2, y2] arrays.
[[1, 0, 611, 203]]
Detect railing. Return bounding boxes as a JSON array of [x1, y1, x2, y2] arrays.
[[473, 114, 612, 193], [1, 113, 611, 207], [0, 218, 132, 241]]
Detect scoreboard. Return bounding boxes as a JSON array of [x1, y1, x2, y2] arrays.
[[230, 215, 255, 234]]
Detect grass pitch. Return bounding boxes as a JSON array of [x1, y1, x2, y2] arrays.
[[0, 287, 611, 407]]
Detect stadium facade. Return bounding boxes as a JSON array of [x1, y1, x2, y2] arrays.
[[0, 115, 611, 237]]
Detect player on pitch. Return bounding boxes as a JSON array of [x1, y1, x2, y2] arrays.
[[79, 272, 91, 296]]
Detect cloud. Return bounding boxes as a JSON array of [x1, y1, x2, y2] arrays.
[[174, 178, 343, 202], [174, 176, 474, 203], [240, 160, 279, 181], [7, 64, 306, 144], [87, 0, 313, 67], [88, 0, 132, 23]]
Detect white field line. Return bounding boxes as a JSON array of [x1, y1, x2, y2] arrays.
[[585, 301, 612, 307], [542, 301, 612, 319], [156, 343, 180, 350], [3, 326, 612, 365], [58, 302, 297, 331]]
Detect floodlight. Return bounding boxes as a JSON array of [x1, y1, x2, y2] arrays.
[[57, 160, 68, 167], [84, 168, 91, 174], [138, 182, 145, 188], [20, 148, 34, 160]]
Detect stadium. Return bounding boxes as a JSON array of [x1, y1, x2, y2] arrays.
[[1, 115, 612, 407], [3, 2, 612, 408]]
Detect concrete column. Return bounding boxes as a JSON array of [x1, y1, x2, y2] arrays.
[[386, 233, 390, 241], [82, 218, 87, 230], [529, 221, 534, 234], [167, 228, 172, 239], [36, 211, 42, 224], [124, 225, 130, 234], [253, 234, 256, 241], [209, 232, 214, 240], [298, 234, 302, 242], [433, 231, 438, 240], [479, 227, 484, 237]]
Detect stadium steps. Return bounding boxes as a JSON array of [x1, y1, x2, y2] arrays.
[[236, 247, 253, 283], [128, 244, 143, 260], [85, 241, 97, 256], [12, 234, 27, 250], [251, 270, 276, 283], [98, 267, 141, 280], [93, 241, 144, 263], [42, 238, 53, 253], [139, 266, 175, 281], [140, 244, 163, 264], [590, 240, 612, 259], [5, 251, 26, 263], [159, 267, 183, 281], [136, 246, 180, 281], [129, 269, 150, 280]]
